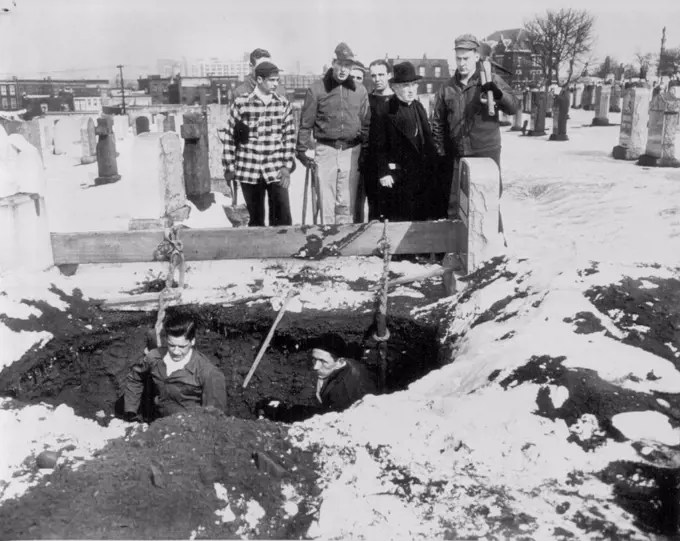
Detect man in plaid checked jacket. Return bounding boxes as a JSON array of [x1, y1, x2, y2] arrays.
[[222, 61, 296, 226]]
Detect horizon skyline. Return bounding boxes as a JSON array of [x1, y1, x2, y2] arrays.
[[0, 0, 678, 82]]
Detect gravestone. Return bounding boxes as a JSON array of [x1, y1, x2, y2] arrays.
[[128, 132, 190, 227], [163, 115, 176, 132], [510, 109, 523, 132], [527, 91, 546, 136], [523, 90, 532, 114], [181, 112, 211, 202], [155, 115, 165, 133], [1, 120, 44, 163], [113, 115, 128, 140], [638, 92, 680, 167], [455, 158, 504, 274], [610, 84, 623, 113], [80, 117, 97, 164], [582, 85, 594, 110], [95, 117, 121, 185], [549, 89, 570, 141], [0, 126, 53, 273], [613, 86, 650, 160], [545, 92, 554, 118], [53, 119, 69, 155], [572, 85, 584, 109], [207, 104, 231, 192], [592, 85, 612, 126], [593, 86, 601, 112], [135, 115, 150, 135]]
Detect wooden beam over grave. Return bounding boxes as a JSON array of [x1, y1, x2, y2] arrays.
[[51, 220, 465, 265]]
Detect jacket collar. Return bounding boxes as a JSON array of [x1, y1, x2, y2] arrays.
[[453, 69, 481, 88], [324, 69, 356, 92], [156, 347, 199, 375]]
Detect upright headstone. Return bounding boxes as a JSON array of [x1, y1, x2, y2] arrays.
[[549, 89, 570, 141], [455, 158, 503, 274], [80, 117, 97, 164], [181, 112, 211, 201], [0, 127, 53, 273], [572, 85, 584, 109], [128, 132, 190, 226], [53, 119, 68, 155], [610, 83, 623, 112], [638, 92, 680, 167], [523, 90, 532, 114], [113, 115, 128, 140], [582, 85, 594, 110], [613, 86, 651, 160], [94, 117, 121, 185], [1, 120, 44, 163], [510, 109, 523, 132], [135, 115, 150, 135], [155, 115, 165, 133], [545, 92, 555, 118], [593, 86, 602, 113], [592, 85, 612, 126], [527, 91, 547, 136], [163, 115, 176, 132], [206, 104, 231, 191]]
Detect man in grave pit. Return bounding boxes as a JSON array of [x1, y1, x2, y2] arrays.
[[257, 347, 378, 422], [123, 312, 227, 422]]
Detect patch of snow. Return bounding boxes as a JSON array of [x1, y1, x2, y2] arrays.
[[213, 483, 236, 523], [612, 411, 680, 446]]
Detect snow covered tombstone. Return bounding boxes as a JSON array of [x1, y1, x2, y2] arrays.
[[207, 104, 230, 191], [113, 115, 128, 140], [80, 117, 96, 164], [162, 115, 175, 132], [638, 92, 680, 168], [0, 125, 54, 274], [592, 84, 612, 126], [455, 157, 503, 273], [128, 131, 189, 227], [613, 85, 650, 161]]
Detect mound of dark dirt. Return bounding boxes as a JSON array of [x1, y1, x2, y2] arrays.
[[0, 408, 321, 540]]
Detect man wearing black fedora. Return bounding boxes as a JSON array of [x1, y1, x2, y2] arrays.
[[371, 62, 438, 222]]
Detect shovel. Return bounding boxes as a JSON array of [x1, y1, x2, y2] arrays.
[[223, 178, 250, 227]]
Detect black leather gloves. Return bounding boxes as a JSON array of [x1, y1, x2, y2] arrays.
[[481, 81, 503, 101]]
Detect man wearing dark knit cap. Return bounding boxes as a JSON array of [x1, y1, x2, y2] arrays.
[[234, 48, 288, 99], [296, 42, 371, 224], [431, 34, 519, 222], [222, 61, 296, 226]]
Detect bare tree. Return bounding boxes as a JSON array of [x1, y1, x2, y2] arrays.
[[524, 8, 596, 91], [634, 51, 655, 80], [659, 47, 680, 77]]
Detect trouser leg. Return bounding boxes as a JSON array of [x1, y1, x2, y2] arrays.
[[240, 178, 266, 227], [335, 145, 360, 224], [315, 144, 338, 225], [266, 180, 292, 226]]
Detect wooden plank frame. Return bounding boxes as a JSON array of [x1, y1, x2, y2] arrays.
[[51, 220, 467, 265]]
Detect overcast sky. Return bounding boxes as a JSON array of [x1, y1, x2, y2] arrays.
[[0, 0, 678, 80]]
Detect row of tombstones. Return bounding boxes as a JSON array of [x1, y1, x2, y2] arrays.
[[511, 85, 680, 167]]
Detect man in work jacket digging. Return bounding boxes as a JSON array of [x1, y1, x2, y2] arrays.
[[257, 347, 378, 423], [123, 312, 227, 422]]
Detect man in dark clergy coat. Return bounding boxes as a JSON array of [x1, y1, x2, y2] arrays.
[[372, 61, 438, 222]]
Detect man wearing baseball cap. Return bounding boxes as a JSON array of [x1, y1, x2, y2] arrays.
[[431, 34, 519, 223], [296, 42, 371, 224]]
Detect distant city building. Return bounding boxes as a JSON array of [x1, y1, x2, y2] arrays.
[[106, 90, 153, 107], [16, 78, 109, 97], [386, 55, 451, 94], [484, 29, 542, 88], [168, 76, 211, 106], [157, 58, 186, 78], [187, 57, 250, 78], [0, 79, 19, 111], [138, 75, 173, 104], [72, 88, 103, 113]]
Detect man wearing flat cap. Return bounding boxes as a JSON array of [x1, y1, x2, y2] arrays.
[[296, 42, 371, 224], [222, 61, 296, 226], [371, 62, 438, 222], [431, 34, 519, 221]]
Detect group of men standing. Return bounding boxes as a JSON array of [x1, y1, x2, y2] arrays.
[[221, 35, 519, 228]]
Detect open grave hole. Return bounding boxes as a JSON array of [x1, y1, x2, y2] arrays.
[[0, 297, 443, 424]]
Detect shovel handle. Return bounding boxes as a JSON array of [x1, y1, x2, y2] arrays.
[[481, 60, 495, 116]]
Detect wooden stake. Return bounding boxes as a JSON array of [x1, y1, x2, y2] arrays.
[[242, 290, 295, 389]]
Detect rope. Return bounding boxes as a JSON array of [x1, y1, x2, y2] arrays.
[[374, 220, 392, 390], [153, 226, 186, 347]]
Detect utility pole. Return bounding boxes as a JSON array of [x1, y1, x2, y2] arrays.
[[117, 64, 126, 114]]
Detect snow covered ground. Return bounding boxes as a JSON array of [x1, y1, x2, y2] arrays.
[[2, 107, 680, 538]]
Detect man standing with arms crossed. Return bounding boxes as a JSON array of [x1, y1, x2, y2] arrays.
[[296, 42, 371, 225], [431, 34, 518, 224]]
